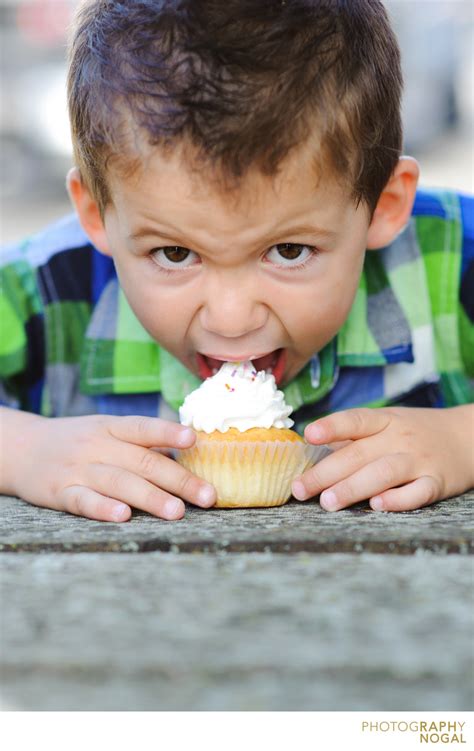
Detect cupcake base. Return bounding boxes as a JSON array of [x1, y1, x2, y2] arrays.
[[177, 428, 329, 508]]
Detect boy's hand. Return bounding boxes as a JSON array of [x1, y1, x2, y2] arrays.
[[4, 413, 216, 522], [292, 405, 474, 512]]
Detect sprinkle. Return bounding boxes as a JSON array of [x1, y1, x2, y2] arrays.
[[231, 368, 237, 377], [225, 383, 235, 392]]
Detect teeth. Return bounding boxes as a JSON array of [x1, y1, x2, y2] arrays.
[[212, 368, 218, 375], [265, 368, 272, 374]]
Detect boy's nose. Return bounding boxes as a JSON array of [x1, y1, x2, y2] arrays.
[[199, 280, 268, 338]]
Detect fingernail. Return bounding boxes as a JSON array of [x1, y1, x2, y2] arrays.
[[164, 498, 184, 518], [111, 503, 129, 522], [320, 490, 338, 511], [177, 428, 195, 447], [371, 496, 384, 511], [306, 424, 325, 442], [292, 480, 307, 501], [197, 484, 216, 507]]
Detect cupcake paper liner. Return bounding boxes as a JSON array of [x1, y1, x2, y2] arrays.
[[177, 436, 330, 508]]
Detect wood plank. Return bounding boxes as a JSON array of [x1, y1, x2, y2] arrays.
[[1, 492, 472, 554], [1, 551, 472, 710]]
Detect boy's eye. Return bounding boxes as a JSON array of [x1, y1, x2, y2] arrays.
[[266, 243, 316, 267], [150, 246, 199, 269]]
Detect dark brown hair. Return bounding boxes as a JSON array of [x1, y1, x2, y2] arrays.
[[68, 0, 403, 215]]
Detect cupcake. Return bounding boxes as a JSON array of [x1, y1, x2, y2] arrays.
[[176, 360, 328, 508]]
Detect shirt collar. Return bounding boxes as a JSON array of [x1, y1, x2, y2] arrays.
[[80, 222, 419, 411]]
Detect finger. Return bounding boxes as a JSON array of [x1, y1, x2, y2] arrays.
[[326, 440, 353, 451], [151, 447, 174, 458], [108, 415, 196, 449], [61, 485, 132, 523], [370, 475, 440, 512], [292, 438, 373, 500], [304, 408, 390, 444], [117, 444, 216, 508], [86, 463, 186, 520], [318, 453, 414, 511]]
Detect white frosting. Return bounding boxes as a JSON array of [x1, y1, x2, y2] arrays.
[[179, 360, 294, 433]]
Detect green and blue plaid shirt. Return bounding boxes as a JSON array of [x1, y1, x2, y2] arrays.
[[1, 188, 473, 433]]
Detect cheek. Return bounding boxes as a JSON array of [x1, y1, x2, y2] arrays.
[[115, 260, 195, 340], [280, 263, 360, 359], [280, 268, 361, 345]]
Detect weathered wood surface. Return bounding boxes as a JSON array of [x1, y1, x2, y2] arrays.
[[1, 551, 473, 711], [1, 492, 473, 554], [1, 492, 473, 711]]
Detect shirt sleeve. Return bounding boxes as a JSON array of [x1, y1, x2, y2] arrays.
[[0, 241, 45, 411], [459, 193, 474, 378]]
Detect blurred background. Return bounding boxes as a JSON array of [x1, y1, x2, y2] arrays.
[[0, 0, 473, 244]]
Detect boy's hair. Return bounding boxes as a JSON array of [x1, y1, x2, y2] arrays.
[[68, 0, 403, 216]]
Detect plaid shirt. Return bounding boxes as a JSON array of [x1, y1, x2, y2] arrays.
[[1, 188, 473, 433]]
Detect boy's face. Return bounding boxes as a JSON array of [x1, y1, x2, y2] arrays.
[[101, 141, 372, 385]]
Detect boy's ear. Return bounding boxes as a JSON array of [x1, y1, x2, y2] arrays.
[[366, 157, 420, 250], [66, 167, 112, 256]]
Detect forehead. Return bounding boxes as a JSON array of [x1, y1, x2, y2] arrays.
[[107, 137, 352, 229]]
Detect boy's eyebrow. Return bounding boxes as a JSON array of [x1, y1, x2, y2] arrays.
[[128, 222, 337, 244], [275, 223, 337, 240]]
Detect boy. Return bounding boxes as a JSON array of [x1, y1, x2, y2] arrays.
[[0, 0, 473, 522]]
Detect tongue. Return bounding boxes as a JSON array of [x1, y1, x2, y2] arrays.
[[251, 352, 278, 372]]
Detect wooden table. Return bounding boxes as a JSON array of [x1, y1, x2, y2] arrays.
[[1, 492, 473, 710]]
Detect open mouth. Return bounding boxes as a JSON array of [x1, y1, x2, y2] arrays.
[[196, 349, 286, 384]]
